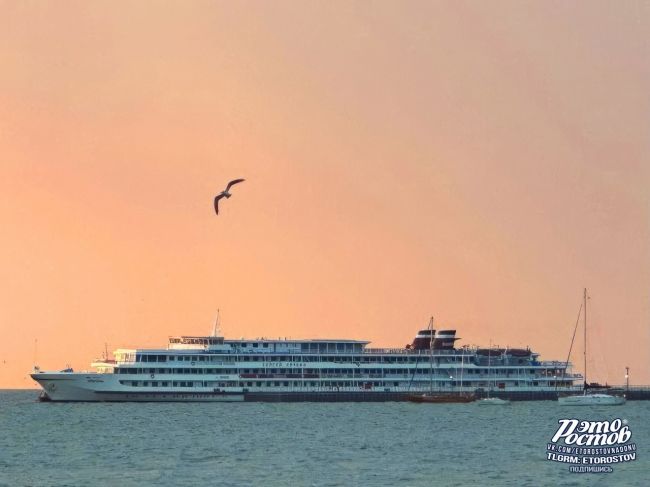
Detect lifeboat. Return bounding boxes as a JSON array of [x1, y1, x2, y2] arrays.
[[476, 348, 506, 356], [476, 348, 531, 357], [508, 348, 532, 357]]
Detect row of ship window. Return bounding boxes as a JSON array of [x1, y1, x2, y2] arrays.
[[233, 343, 363, 351], [119, 380, 556, 388], [116, 367, 546, 375], [169, 341, 363, 351], [121, 381, 392, 387], [134, 354, 519, 364]]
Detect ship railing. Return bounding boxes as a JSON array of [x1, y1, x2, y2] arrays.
[[364, 348, 476, 355], [538, 361, 571, 367], [111, 348, 550, 361], [113, 348, 498, 359]]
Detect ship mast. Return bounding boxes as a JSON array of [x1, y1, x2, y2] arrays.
[[212, 309, 221, 337]]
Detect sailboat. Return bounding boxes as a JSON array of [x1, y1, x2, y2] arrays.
[[478, 341, 510, 405], [558, 289, 625, 406], [407, 317, 474, 403]]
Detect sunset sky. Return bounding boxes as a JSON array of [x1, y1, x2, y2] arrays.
[[1, 1, 648, 388]]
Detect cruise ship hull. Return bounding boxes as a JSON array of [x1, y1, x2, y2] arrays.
[[31, 373, 569, 402], [31, 374, 244, 402]]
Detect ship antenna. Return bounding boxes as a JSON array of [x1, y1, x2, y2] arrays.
[[212, 309, 221, 337]]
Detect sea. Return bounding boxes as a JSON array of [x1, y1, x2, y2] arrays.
[[0, 390, 648, 486]]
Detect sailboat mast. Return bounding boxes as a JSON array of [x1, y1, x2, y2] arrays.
[[429, 316, 434, 394], [583, 288, 587, 391], [487, 340, 491, 398]]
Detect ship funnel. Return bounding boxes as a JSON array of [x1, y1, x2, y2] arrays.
[[411, 329, 435, 351], [432, 330, 458, 350]]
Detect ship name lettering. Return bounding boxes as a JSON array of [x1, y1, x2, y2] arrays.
[[265, 362, 306, 367]]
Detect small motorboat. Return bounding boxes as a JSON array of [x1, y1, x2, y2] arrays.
[[477, 397, 511, 405], [558, 393, 625, 406]]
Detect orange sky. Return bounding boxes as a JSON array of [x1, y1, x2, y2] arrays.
[[1, 1, 648, 388]]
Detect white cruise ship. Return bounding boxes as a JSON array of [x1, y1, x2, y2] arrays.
[[31, 327, 581, 402]]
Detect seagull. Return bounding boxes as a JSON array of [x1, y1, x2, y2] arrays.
[[214, 178, 245, 215]]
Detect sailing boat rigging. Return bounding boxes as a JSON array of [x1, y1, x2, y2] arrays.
[[408, 317, 474, 404], [558, 289, 625, 406]]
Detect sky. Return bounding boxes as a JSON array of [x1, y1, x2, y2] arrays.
[[0, 1, 648, 388]]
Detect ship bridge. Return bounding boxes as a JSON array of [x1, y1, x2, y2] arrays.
[[168, 336, 230, 352], [166, 335, 370, 354], [225, 338, 369, 354]]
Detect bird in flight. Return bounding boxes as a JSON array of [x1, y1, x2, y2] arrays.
[[214, 178, 245, 215]]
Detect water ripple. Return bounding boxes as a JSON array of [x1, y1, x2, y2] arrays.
[[0, 392, 647, 486]]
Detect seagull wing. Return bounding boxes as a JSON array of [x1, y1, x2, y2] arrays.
[[214, 194, 224, 215], [225, 178, 245, 192]]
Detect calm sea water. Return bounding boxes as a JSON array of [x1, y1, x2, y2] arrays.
[[0, 390, 648, 486]]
